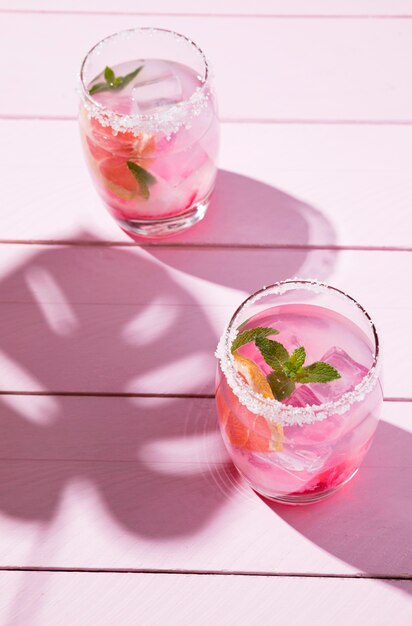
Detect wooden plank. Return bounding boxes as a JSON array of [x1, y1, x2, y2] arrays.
[[0, 396, 409, 576], [1, 120, 411, 248], [1, 1, 411, 17], [0, 14, 411, 120], [0, 571, 411, 626], [0, 396, 227, 463], [0, 395, 406, 466], [0, 244, 407, 396]]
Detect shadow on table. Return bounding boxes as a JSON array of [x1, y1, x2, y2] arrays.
[[146, 169, 338, 290], [263, 416, 412, 584], [0, 243, 229, 539], [0, 171, 337, 542]]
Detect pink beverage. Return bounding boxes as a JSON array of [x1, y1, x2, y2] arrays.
[[79, 29, 219, 238], [215, 281, 383, 504]]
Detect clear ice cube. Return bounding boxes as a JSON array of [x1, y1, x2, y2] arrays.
[[275, 448, 331, 473], [277, 330, 301, 355], [309, 346, 369, 403], [150, 141, 209, 186], [248, 445, 332, 472], [285, 384, 320, 408], [131, 61, 182, 113], [285, 385, 343, 445]]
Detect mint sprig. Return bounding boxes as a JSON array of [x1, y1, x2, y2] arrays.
[[126, 161, 156, 200], [267, 370, 296, 402], [231, 326, 341, 401], [295, 361, 341, 384], [89, 65, 143, 96], [231, 327, 279, 354], [286, 346, 306, 372], [255, 338, 289, 370]]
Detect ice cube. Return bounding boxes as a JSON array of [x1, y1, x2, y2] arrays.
[[274, 447, 331, 474], [132, 62, 182, 113], [150, 142, 209, 185], [277, 330, 301, 354], [285, 385, 343, 445], [309, 346, 369, 403], [285, 384, 320, 408], [90, 90, 134, 115]]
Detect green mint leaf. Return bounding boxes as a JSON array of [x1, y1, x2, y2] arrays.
[[104, 66, 116, 85], [255, 337, 289, 370], [231, 326, 279, 354], [89, 66, 143, 96], [120, 65, 144, 89], [296, 361, 341, 384], [126, 161, 156, 200], [89, 82, 111, 95], [267, 370, 295, 401], [287, 346, 306, 373]]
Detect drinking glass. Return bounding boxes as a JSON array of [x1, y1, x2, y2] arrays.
[[79, 27, 219, 238], [215, 280, 383, 504]]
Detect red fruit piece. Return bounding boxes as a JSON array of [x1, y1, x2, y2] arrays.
[[90, 118, 156, 157], [100, 157, 138, 192], [86, 136, 112, 161], [225, 410, 250, 449], [247, 414, 272, 452]]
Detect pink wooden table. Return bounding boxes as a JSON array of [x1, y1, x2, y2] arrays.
[[0, 1, 411, 623]]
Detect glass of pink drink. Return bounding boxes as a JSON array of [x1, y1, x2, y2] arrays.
[[215, 280, 383, 504], [79, 28, 219, 238]]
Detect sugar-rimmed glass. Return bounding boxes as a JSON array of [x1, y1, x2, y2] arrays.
[[79, 27, 219, 238], [215, 280, 383, 504]]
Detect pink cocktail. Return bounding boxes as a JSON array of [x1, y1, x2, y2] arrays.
[[79, 28, 219, 238], [215, 281, 383, 504]]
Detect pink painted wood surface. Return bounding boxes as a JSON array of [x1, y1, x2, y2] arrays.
[[1, 14, 411, 121], [0, 571, 411, 626], [1, 0, 411, 618], [1, 1, 412, 16], [0, 396, 410, 578], [0, 244, 406, 396], [1, 120, 411, 247]]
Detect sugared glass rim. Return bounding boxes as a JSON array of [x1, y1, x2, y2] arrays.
[[79, 27, 211, 136], [215, 279, 381, 426]]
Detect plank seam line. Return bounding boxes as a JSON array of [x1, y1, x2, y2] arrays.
[[0, 458, 229, 465], [2, 114, 412, 126], [1, 9, 412, 19], [0, 391, 406, 402], [0, 241, 412, 252], [0, 566, 410, 579], [0, 391, 216, 399]]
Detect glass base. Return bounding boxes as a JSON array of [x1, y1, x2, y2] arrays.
[[115, 193, 211, 239], [243, 468, 359, 506]]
